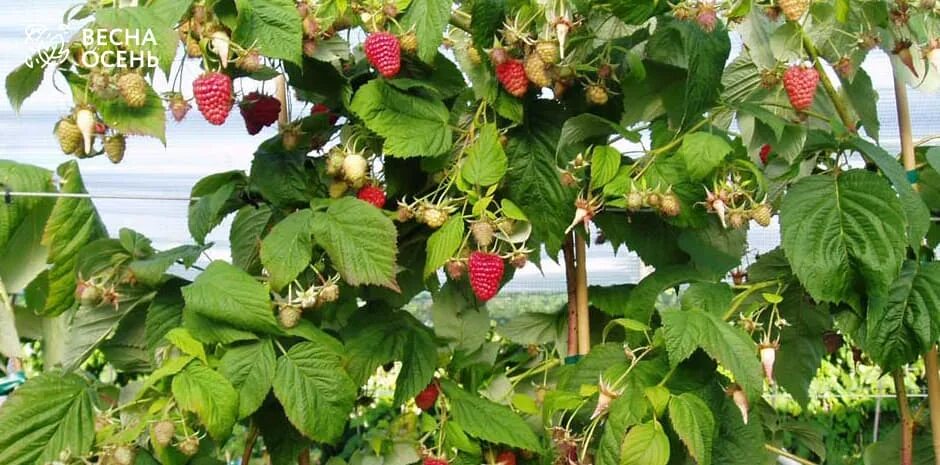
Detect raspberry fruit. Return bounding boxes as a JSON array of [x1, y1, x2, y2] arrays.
[[312, 103, 339, 125], [400, 32, 418, 55], [468, 251, 505, 302], [536, 40, 560, 64], [281, 125, 302, 151], [446, 259, 466, 280], [152, 420, 175, 447], [239, 92, 281, 135], [422, 207, 448, 229], [509, 252, 528, 269], [236, 49, 263, 73], [319, 282, 340, 303], [357, 185, 387, 208], [55, 118, 82, 155], [424, 457, 449, 465], [193, 72, 233, 125], [326, 148, 345, 176], [329, 180, 349, 198], [489, 47, 510, 66], [497, 451, 517, 465], [728, 209, 748, 229], [778, 0, 810, 21], [178, 436, 200, 456], [278, 305, 303, 328], [467, 46, 482, 65], [415, 382, 439, 410], [696, 4, 718, 32], [524, 53, 552, 88], [496, 60, 529, 98], [471, 221, 495, 247], [168, 93, 191, 122], [112, 445, 136, 465], [659, 192, 681, 217], [364, 32, 402, 78], [750, 203, 773, 227], [759, 144, 772, 164], [625, 190, 644, 211], [343, 153, 369, 186], [117, 72, 148, 108], [782, 65, 818, 112], [586, 85, 609, 105], [104, 134, 126, 164]]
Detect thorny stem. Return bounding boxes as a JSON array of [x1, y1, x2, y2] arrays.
[[893, 370, 915, 465], [242, 422, 259, 465], [563, 236, 579, 357], [800, 30, 855, 131]]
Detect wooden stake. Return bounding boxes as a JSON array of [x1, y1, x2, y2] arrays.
[[575, 233, 590, 355], [563, 236, 578, 358]]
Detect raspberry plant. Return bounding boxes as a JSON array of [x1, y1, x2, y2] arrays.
[[2, 0, 940, 464]]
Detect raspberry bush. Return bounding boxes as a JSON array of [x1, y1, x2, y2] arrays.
[[2, 0, 940, 464]]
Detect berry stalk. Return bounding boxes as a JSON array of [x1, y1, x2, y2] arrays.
[[800, 30, 854, 131]]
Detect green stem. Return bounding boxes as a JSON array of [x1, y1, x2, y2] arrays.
[[509, 359, 561, 386], [722, 281, 779, 321], [800, 30, 855, 131], [449, 11, 471, 33]]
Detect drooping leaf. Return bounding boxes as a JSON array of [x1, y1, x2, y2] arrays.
[[0, 372, 96, 465], [620, 421, 670, 465], [220, 339, 277, 419], [171, 361, 240, 440], [462, 123, 508, 186], [233, 0, 303, 66], [181, 261, 280, 334], [230, 205, 274, 274], [595, 380, 649, 465], [841, 68, 879, 141], [95, 7, 179, 75], [350, 80, 453, 157], [439, 380, 541, 451], [424, 216, 464, 277], [5, 54, 47, 112], [260, 209, 314, 291], [272, 337, 357, 443], [0, 161, 55, 294], [668, 393, 715, 465], [780, 170, 906, 304], [401, 0, 452, 62], [774, 287, 830, 407], [310, 197, 399, 289], [188, 171, 248, 245]]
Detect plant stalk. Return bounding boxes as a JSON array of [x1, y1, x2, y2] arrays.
[[242, 422, 259, 465], [893, 66, 940, 465], [563, 236, 579, 357], [299, 448, 311, 465], [449, 11, 472, 33], [894, 370, 914, 465], [800, 31, 855, 131], [575, 233, 590, 355]]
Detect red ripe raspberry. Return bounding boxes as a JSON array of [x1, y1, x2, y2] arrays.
[[364, 32, 401, 78], [193, 72, 233, 125], [496, 60, 529, 98], [424, 457, 448, 465], [496, 451, 517, 465], [468, 251, 505, 301], [357, 185, 387, 208], [759, 144, 771, 164], [415, 381, 439, 411], [782, 65, 819, 112], [239, 92, 281, 135], [312, 103, 339, 125]]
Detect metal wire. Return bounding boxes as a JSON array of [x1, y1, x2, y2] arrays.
[[3, 191, 199, 202]]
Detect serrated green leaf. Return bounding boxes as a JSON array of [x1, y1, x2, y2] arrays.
[[171, 362, 239, 440], [668, 393, 715, 465], [164, 327, 207, 363], [129, 244, 207, 286], [230, 205, 274, 274], [233, 0, 303, 65], [181, 261, 280, 334], [350, 80, 453, 157], [425, 216, 464, 277], [145, 279, 185, 356], [220, 339, 276, 419], [680, 282, 733, 316], [620, 422, 670, 465], [500, 199, 528, 221], [470, 0, 504, 48], [96, 7, 179, 75], [774, 287, 830, 407], [596, 380, 649, 465], [0, 161, 54, 294], [591, 146, 621, 189], [0, 372, 95, 465], [188, 171, 247, 244], [593, 212, 688, 268], [439, 379, 541, 450], [5, 55, 46, 112], [401, 0, 452, 62], [498, 309, 567, 347], [558, 114, 640, 161], [780, 170, 906, 303], [867, 260, 940, 371], [462, 123, 508, 186], [660, 308, 763, 398], [310, 197, 398, 289], [842, 68, 879, 140], [676, 132, 732, 180], [623, 266, 713, 324], [431, 283, 490, 351], [261, 209, 314, 291], [273, 338, 357, 443]]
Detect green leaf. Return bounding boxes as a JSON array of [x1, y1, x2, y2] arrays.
[[344, 310, 437, 405], [96, 7, 179, 75], [591, 146, 621, 189], [273, 338, 357, 443], [668, 393, 715, 465], [261, 209, 314, 291], [233, 0, 304, 66], [680, 282, 733, 316], [848, 137, 929, 250], [677, 220, 746, 275], [431, 283, 490, 351], [145, 280, 185, 356], [310, 197, 399, 289], [780, 170, 907, 303], [181, 261, 280, 334], [250, 149, 315, 208], [350, 80, 453, 157], [593, 212, 688, 268], [774, 287, 830, 407], [149, 0, 195, 24], [676, 132, 732, 180], [620, 422, 670, 465], [623, 266, 713, 324], [6, 55, 46, 112], [425, 216, 464, 277], [41, 161, 107, 316], [171, 362, 239, 440], [0, 372, 95, 465], [220, 339, 276, 419], [439, 379, 541, 450], [63, 284, 156, 371], [164, 327, 207, 363], [596, 381, 649, 465], [841, 68, 879, 140], [498, 309, 567, 347], [660, 308, 763, 398], [470, 0, 504, 48], [188, 172, 247, 244], [255, 403, 312, 465], [129, 244, 208, 286], [0, 161, 54, 294], [230, 205, 274, 274], [462, 123, 508, 186], [401, 0, 452, 62], [557, 114, 640, 161], [867, 260, 940, 371]]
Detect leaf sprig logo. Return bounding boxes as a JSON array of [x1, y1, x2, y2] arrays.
[[24, 24, 159, 69], [23, 25, 70, 68]]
